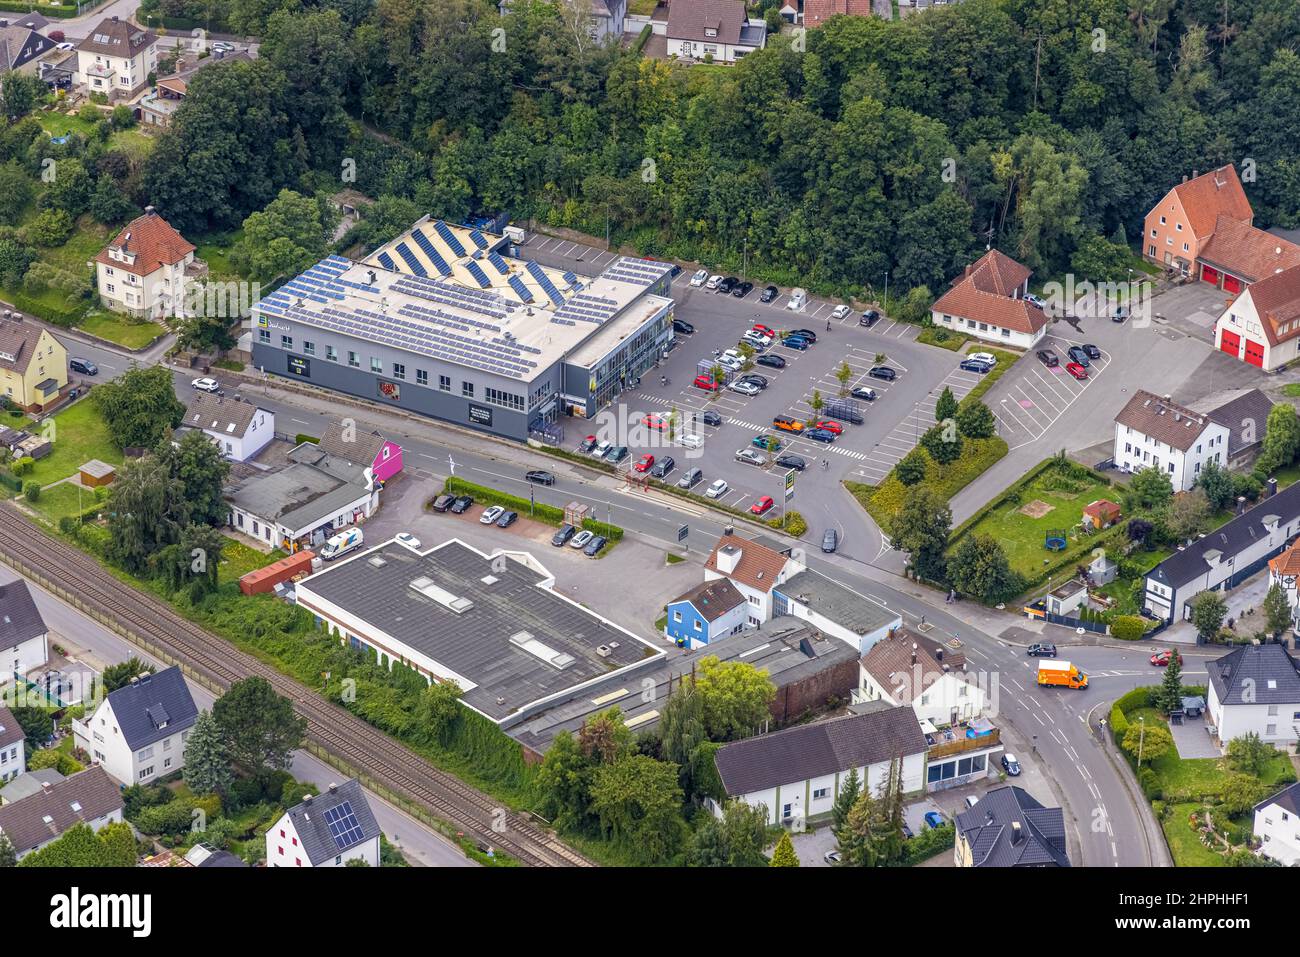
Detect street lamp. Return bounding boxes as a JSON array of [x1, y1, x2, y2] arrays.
[[1136, 715, 1147, 770]]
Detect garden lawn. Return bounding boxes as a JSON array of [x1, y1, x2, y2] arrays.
[[25, 400, 122, 488], [194, 230, 244, 279], [917, 326, 968, 351], [28, 482, 98, 524], [218, 539, 287, 581], [78, 311, 164, 349], [1162, 803, 1226, 867]]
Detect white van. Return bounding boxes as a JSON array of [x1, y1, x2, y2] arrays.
[[787, 288, 807, 311], [320, 527, 364, 561]]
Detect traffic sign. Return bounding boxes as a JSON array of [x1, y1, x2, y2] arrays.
[[677, 524, 689, 543]]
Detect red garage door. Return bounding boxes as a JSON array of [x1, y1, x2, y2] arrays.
[[1244, 340, 1265, 367], [1202, 265, 1220, 285], [1220, 329, 1241, 356], [1224, 274, 1243, 295]]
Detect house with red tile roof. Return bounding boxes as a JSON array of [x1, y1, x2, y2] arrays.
[[94, 206, 205, 319], [703, 531, 803, 624], [929, 248, 1049, 349], [1213, 263, 1300, 371], [1268, 540, 1300, 634], [803, 0, 874, 27]]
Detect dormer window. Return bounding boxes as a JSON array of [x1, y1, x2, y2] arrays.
[[705, 27, 717, 37]]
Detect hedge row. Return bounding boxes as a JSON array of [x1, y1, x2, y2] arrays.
[[440, 476, 625, 543], [960, 348, 1021, 405], [7, 291, 86, 326], [0, 1, 84, 19], [899, 822, 955, 866], [1110, 615, 1152, 640]]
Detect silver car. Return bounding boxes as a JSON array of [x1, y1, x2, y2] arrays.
[[735, 448, 765, 466], [728, 380, 761, 397]]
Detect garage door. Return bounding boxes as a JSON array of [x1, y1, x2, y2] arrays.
[[1202, 265, 1220, 285], [1220, 329, 1241, 356], [1224, 274, 1243, 295], [1245, 340, 1265, 367]]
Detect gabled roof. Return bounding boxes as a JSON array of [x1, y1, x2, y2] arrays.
[[1164, 165, 1253, 240], [1256, 781, 1300, 817], [955, 785, 1069, 867], [94, 209, 194, 277], [0, 578, 47, 647], [0, 319, 50, 377], [1114, 389, 1214, 452], [1207, 643, 1300, 707], [1083, 499, 1121, 521], [185, 392, 262, 440], [668, 579, 746, 623], [666, 0, 746, 45], [0, 704, 25, 750], [1195, 388, 1274, 455], [0, 766, 122, 854], [317, 420, 389, 468], [714, 706, 927, 796], [76, 17, 156, 59], [704, 533, 792, 594], [860, 628, 966, 690], [1198, 215, 1300, 283], [0, 24, 53, 71], [1234, 265, 1300, 347], [282, 779, 380, 865], [104, 665, 198, 750], [1269, 540, 1300, 577], [932, 249, 1047, 336]]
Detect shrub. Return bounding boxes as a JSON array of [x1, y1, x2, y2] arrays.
[[294, 434, 319, 445], [1138, 766, 1162, 800], [22, 480, 39, 502], [1110, 615, 1150, 641], [768, 510, 807, 536]]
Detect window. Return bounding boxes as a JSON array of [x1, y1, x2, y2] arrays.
[[326, 345, 338, 362], [673, 611, 682, 623], [694, 619, 703, 631], [258, 329, 270, 344], [281, 335, 293, 349], [335, 855, 343, 866], [462, 381, 475, 398], [439, 375, 451, 392], [1267, 724, 1278, 736], [303, 341, 315, 356], [485, 387, 525, 411], [139, 746, 154, 760], [1159, 216, 1166, 225], [392, 363, 406, 380], [279, 846, 284, 856], [348, 351, 360, 368], [370, 357, 382, 374], [138, 767, 154, 780], [813, 788, 828, 800], [1176, 222, 1183, 231], [416, 369, 428, 386]]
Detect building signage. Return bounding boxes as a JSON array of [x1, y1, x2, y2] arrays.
[[784, 468, 796, 501], [288, 356, 311, 377], [468, 404, 493, 427], [377, 379, 400, 401]]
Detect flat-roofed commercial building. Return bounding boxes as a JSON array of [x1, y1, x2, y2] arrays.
[[250, 218, 675, 440]]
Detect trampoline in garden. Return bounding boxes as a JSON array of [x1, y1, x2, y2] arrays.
[[1045, 529, 1068, 551]]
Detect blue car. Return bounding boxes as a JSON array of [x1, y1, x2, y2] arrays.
[[751, 434, 783, 452], [924, 811, 944, 829], [782, 336, 809, 350], [804, 428, 836, 443]]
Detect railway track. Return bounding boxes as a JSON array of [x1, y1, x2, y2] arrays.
[[0, 505, 592, 868]]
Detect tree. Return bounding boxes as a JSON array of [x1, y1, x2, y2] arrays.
[[1260, 404, 1300, 473], [578, 707, 633, 764], [535, 730, 594, 833], [231, 188, 337, 283], [212, 676, 306, 773], [889, 485, 951, 582], [100, 658, 151, 694], [1121, 720, 1173, 763], [895, 449, 927, 486], [835, 361, 853, 396], [89, 175, 137, 226], [1227, 732, 1274, 777], [956, 399, 996, 439], [1164, 487, 1211, 541], [691, 657, 776, 742], [947, 534, 1023, 604], [1154, 651, 1183, 714], [1127, 518, 1154, 547], [685, 801, 768, 867], [1262, 583, 1292, 638], [934, 387, 958, 423], [23, 207, 74, 247], [0, 162, 34, 226], [840, 758, 907, 866], [414, 679, 462, 747], [183, 709, 234, 797], [588, 754, 686, 864], [92, 364, 185, 450], [1190, 591, 1227, 642], [158, 429, 231, 527], [0, 71, 45, 120], [104, 455, 190, 574], [0, 832, 14, 868], [18, 821, 137, 868], [920, 423, 962, 465], [1196, 459, 1235, 511], [769, 830, 799, 867], [831, 767, 861, 833], [1220, 772, 1266, 816], [659, 681, 708, 794], [1123, 466, 1174, 513]]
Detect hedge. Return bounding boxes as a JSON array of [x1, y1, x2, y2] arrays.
[[6, 291, 87, 326], [898, 822, 955, 866], [0, 1, 85, 19], [1110, 615, 1151, 640]]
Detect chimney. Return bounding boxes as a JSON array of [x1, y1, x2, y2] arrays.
[[302, 794, 313, 805], [40, 780, 51, 791], [1193, 169, 1199, 180], [1237, 496, 1247, 516], [936, 648, 943, 661], [1011, 821, 1024, 845], [1268, 477, 1278, 498], [328, 782, 338, 794], [716, 544, 742, 576], [145, 205, 156, 216], [129, 675, 139, 685]]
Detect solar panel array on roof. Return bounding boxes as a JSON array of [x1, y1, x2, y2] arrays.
[[507, 274, 534, 302], [465, 260, 492, 289], [602, 257, 671, 286], [394, 242, 427, 277], [324, 801, 365, 851], [553, 294, 618, 325], [525, 260, 566, 308], [488, 251, 510, 275], [377, 251, 397, 271], [469, 229, 489, 249], [563, 271, 579, 286], [411, 228, 453, 276], [391, 274, 512, 320], [433, 220, 467, 258]]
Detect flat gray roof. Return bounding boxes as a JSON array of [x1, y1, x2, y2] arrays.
[[775, 570, 900, 635], [295, 538, 664, 722]]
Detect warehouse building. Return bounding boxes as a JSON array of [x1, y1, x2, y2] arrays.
[[250, 218, 675, 441]]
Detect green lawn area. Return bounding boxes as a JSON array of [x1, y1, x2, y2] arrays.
[[847, 435, 1009, 529], [29, 482, 101, 523], [627, 0, 657, 13], [78, 311, 165, 350], [1162, 802, 1227, 867], [1282, 384, 1300, 398], [917, 325, 968, 351], [37, 110, 155, 159], [218, 539, 287, 581], [26, 399, 122, 488], [194, 230, 245, 280]]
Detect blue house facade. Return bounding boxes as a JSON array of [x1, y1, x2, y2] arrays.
[[664, 580, 748, 649]]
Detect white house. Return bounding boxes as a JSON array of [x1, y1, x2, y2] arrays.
[[665, 0, 766, 63], [0, 704, 25, 786], [95, 207, 204, 319], [1253, 782, 1300, 866], [930, 248, 1049, 350], [703, 532, 803, 626], [0, 579, 49, 681], [853, 629, 985, 726], [72, 666, 198, 785], [0, 766, 123, 860], [1214, 263, 1300, 372], [1269, 541, 1300, 633], [1206, 643, 1300, 751], [711, 706, 927, 826], [266, 779, 381, 868], [73, 17, 157, 101], [1114, 390, 1230, 492], [772, 569, 902, 655], [183, 392, 274, 462]]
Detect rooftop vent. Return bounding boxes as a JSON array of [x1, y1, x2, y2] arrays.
[[509, 630, 575, 669], [409, 576, 474, 613], [480, 574, 499, 586], [368, 556, 387, 568], [596, 644, 613, 658]]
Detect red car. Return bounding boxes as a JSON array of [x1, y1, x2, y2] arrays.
[[1066, 362, 1088, 380], [750, 495, 775, 516], [1150, 649, 1183, 667], [814, 420, 843, 435], [694, 374, 720, 391], [752, 324, 775, 338], [642, 414, 667, 431], [633, 454, 655, 473]]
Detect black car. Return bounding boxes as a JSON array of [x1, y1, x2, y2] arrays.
[[1113, 306, 1129, 323], [1026, 642, 1057, 658], [756, 354, 786, 369], [775, 454, 806, 471], [525, 470, 555, 486], [851, 387, 877, 402], [496, 510, 518, 528], [449, 495, 474, 514], [431, 494, 455, 512], [552, 524, 576, 547], [583, 535, 608, 557], [1001, 755, 1022, 776], [790, 329, 818, 343], [822, 528, 839, 553], [578, 435, 597, 452], [649, 455, 676, 478], [738, 374, 768, 389], [859, 310, 880, 328], [760, 285, 779, 303], [700, 410, 723, 427], [718, 277, 738, 294], [732, 281, 754, 298], [1036, 350, 1059, 367], [960, 358, 993, 374], [1083, 343, 1101, 359], [672, 319, 695, 335], [868, 366, 897, 381], [1067, 345, 1091, 367], [69, 357, 98, 376], [804, 428, 835, 443], [606, 445, 629, 463]]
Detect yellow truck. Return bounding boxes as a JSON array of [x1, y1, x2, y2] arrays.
[[1037, 660, 1088, 689]]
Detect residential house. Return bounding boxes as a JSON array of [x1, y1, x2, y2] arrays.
[[1267, 539, 1300, 633], [803, 0, 874, 26], [0, 314, 68, 413], [1113, 390, 1229, 492], [1082, 499, 1121, 531], [664, 579, 748, 649], [1213, 265, 1300, 372], [954, 785, 1069, 867], [771, 569, 902, 654], [703, 531, 803, 625], [1189, 389, 1274, 467], [711, 705, 928, 826], [930, 249, 1049, 349], [95, 207, 205, 320], [0, 20, 55, 73], [136, 49, 251, 128], [500, 0, 625, 42], [0, 768, 61, 805], [0, 765, 123, 860], [1205, 642, 1300, 750], [665, 0, 766, 63], [317, 419, 403, 485], [0, 579, 49, 681], [1143, 479, 1300, 623], [266, 779, 381, 868], [182, 392, 274, 462], [73, 16, 157, 101], [1253, 781, 1300, 866], [72, 666, 199, 785], [0, 704, 25, 787], [852, 629, 985, 726]]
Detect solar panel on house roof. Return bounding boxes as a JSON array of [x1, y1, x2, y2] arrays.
[[563, 271, 579, 286], [469, 229, 489, 249], [525, 260, 566, 308], [394, 242, 428, 277], [508, 275, 534, 302], [324, 801, 365, 850], [433, 220, 467, 257], [487, 251, 510, 275]]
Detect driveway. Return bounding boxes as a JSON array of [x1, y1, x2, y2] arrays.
[[1169, 715, 1220, 759]]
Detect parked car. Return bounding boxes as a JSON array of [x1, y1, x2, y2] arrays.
[[1036, 350, 1059, 367], [1150, 649, 1184, 667], [694, 373, 720, 391], [1026, 643, 1057, 658], [805, 428, 836, 443], [69, 357, 98, 376], [552, 524, 576, 546], [689, 268, 709, 287], [569, 529, 594, 550], [790, 329, 818, 343], [775, 454, 806, 471], [431, 494, 455, 513], [782, 336, 809, 351], [728, 380, 761, 397], [813, 420, 843, 435], [449, 495, 474, 514], [750, 495, 775, 516], [732, 281, 754, 298], [851, 386, 877, 401], [752, 324, 775, 338], [868, 366, 896, 381], [705, 478, 730, 499], [752, 434, 783, 452], [967, 352, 997, 365], [772, 416, 804, 434], [525, 470, 555, 486], [960, 359, 993, 374], [786, 289, 807, 311], [191, 376, 221, 393], [1067, 345, 1091, 367], [700, 410, 723, 427], [756, 354, 786, 369], [1001, 754, 1021, 776], [831, 305, 851, 321], [479, 505, 505, 525], [495, 510, 518, 528], [678, 433, 704, 450], [677, 467, 703, 489], [641, 414, 667, 432], [741, 331, 771, 349], [859, 310, 880, 327], [822, 528, 839, 553], [583, 535, 608, 557], [718, 277, 738, 294], [649, 456, 676, 478], [633, 454, 655, 473], [593, 439, 612, 458], [672, 319, 695, 335], [924, 811, 944, 829], [578, 435, 597, 453], [605, 445, 629, 463], [735, 448, 766, 467], [824, 850, 842, 865], [705, 274, 723, 290], [737, 374, 768, 389], [1083, 343, 1101, 359], [760, 285, 779, 303], [1065, 362, 1088, 381]]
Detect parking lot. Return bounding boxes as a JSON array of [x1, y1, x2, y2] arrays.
[[986, 333, 1113, 452]]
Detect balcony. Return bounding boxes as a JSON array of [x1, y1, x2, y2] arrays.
[[926, 722, 1000, 759]]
